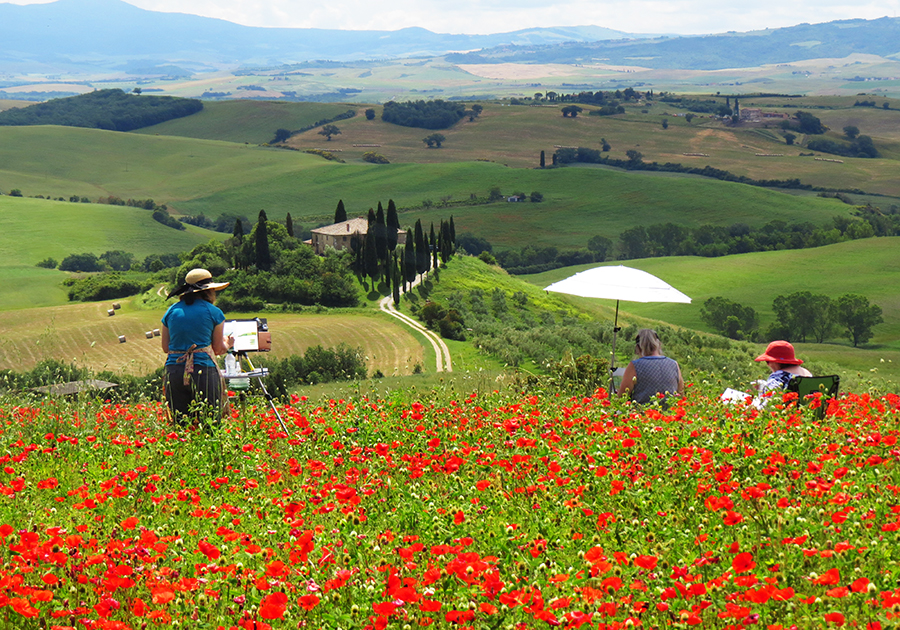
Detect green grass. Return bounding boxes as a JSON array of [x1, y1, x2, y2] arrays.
[[134, 100, 359, 144], [0, 195, 218, 309], [0, 196, 217, 265], [524, 237, 900, 381], [0, 125, 851, 251]]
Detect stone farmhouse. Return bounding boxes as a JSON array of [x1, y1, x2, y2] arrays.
[[308, 217, 408, 256], [739, 108, 791, 123]]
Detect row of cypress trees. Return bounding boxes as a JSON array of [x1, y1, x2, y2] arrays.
[[336, 199, 456, 298]]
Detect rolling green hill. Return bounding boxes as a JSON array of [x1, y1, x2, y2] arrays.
[[0, 125, 851, 254], [134, 101, 359, 144], [0, 195, 219, 309]]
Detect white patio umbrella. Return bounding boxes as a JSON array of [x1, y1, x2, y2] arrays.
[[545, 265, 692, 391]]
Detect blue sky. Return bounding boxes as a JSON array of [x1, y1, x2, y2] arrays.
[[7, 0, 900, 34]]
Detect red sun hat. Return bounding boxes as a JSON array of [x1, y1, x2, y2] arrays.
[[755, 340, 803, 365]]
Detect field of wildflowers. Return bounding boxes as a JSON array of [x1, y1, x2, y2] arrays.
[[0, 385, 897, 630]]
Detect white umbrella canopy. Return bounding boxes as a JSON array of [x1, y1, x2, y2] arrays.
[[544, 265, 692, 304], [545, 265, 691, 391]]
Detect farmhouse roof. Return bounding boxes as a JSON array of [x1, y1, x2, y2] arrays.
[[311, 217, 369, 236]]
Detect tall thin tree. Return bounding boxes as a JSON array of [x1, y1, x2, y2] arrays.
[[285, 213, 294, 237], [403, 242, 417, 285], [255, 210, 271, 271], [386, 199, 400, 252], [414, 219, 428, 275], [375, 203, 388, 263], [364, 227, 379, 287], [334, 199, 347, 224], [430, 223, 437, 270]]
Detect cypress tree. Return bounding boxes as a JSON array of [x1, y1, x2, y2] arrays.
[[414, 220, 428, 275], [367, 207, 376, 226], [286, 213, 294, 237], [364, 227, 379, 285], [334, 199, 347, 224], [449, 216, 456, 248], [392, 253, 401, 305], [386, 199, 400, 251], [255, 210, 271, 271], [403, 242, 417, 284], [375, 204, 388, 263], [232, 218, 244, 269], [430, 223, 437, 270], [540, 150, 545, 168]]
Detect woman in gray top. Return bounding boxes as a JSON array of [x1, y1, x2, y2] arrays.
[[617, 329, 684, 405]]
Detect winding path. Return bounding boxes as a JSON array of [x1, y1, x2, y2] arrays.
[[379, 276, 452, 373]]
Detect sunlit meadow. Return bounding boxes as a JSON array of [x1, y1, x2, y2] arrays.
[[0, 385, 898, 629]]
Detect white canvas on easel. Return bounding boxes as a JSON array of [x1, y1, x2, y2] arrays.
[[223, 320, 259, 352]]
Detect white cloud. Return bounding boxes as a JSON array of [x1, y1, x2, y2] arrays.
[[7, 0, 900, 34]]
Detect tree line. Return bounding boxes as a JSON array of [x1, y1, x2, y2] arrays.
[[0, 89, 202, 131], [551, 146, 868, 194], [459, 204, 898, 276], [381, 100, 468, 129], [614, 212, 892, 260], [701, 292, 883, 347]]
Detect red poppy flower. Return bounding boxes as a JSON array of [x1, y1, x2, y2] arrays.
[[259, 592, 288, 620], [731, 552, 756, 574], [814, 568, 841, 586], [635, 555, 658, 570]]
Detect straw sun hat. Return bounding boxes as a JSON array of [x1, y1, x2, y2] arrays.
[[167, 268, 230, 299]]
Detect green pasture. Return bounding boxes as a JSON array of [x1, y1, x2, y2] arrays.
[[134, 100, 359, 144], [0, 125, 330, 205], [525, 237, 900, 381], [0, 195, 218, 309], [0, 125, 851, 250], [0, 195, 216, 265]]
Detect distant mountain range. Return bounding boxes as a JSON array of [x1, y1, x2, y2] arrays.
[[471, 17, 900, 70], [0, 0, 635, 73], [1, 0, 899, 76]]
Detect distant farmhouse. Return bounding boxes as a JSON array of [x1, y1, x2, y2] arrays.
[[739, 108, 790, 123], [309, 217, 408, 255]]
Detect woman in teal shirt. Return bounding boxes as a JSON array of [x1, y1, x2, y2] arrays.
[[161, 268, 232, 427]]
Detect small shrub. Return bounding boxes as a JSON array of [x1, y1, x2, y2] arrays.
[[36, 258, 58, 269], [362, 151, 389, 164]]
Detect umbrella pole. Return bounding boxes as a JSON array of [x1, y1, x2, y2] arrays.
[[609, 300, 620, 393]]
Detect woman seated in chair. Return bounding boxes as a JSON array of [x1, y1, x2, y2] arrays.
[[755, 340, 812, 392], [617, 329, 684, 405]]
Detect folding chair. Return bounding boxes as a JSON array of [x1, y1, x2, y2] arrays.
[[786, 375, 840, 418]]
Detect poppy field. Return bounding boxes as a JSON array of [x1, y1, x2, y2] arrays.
[[0, 386, 898, 630]]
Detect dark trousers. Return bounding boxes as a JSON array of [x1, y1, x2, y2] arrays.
[[164, 363, 223, 428]]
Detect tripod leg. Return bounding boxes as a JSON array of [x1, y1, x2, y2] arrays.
[[256, 377, 289, 434]]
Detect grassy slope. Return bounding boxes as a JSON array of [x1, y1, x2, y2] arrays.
[[134, 101, 359, 144], [0, 195, 218, 309], [281, 99, 900, 197], [0, 125, 849, 251], [524, 237, 900, 380]]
